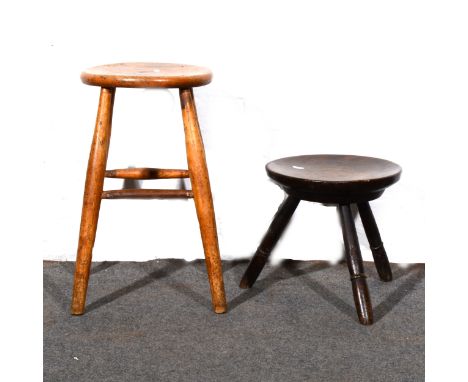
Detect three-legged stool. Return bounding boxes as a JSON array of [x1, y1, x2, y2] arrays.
[[71, 63, 226, 315], [239, 155, 402, 325]]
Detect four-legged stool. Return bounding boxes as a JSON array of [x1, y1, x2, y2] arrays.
[[71, 63, 226, 315], [239, 155, 402, 325]]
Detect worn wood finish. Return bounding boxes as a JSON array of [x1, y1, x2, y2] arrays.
[[241, 154, 401, 324], [239, 196, 300, 289], [71, 87, 116, 315], [81, 63, 212, 88], [338, 204, 373, 325], [266, 155, 402, 204], [357, 202, 393, 282], [102, 189, 193, 199], [105, 168, 189, 180], [180, 88, 227, 314], [73, 63, 226, 315]]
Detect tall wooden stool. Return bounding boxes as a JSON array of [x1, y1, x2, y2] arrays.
[[71, 63, 226, 315], [239, 155, 402, 325]]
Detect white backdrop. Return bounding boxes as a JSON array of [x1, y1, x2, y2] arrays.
[[2, 1, 468, 379], [5, 0, 465, 265]]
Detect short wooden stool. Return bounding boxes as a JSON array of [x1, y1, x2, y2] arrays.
[[71, 63, 226, 315], [239, 155, 402, 325]]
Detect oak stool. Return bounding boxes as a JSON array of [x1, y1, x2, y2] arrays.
[[71, 63, 226, 315], [239, 155, 402, 325]]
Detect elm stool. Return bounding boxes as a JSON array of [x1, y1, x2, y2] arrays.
[[239, 155, 402, 325], [71, 63, 226, 315]]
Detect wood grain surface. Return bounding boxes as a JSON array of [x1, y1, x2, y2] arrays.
[[81, 63, 212, 88]]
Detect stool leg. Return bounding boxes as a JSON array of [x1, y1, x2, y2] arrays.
[[71, 87, 115, 315], [338, 204, 373, 325], [357, 202, 393, 282], [179, 88, 227, 314], [240, 195, 300, 289]]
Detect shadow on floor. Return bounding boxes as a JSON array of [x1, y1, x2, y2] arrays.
[[373, 264, 424, 322], [228, 260, 332, 311], [44, 260, 424, 322], [85, 260, 186, 313], [228, 260, 424, 324], [43, 260, 186, 314]]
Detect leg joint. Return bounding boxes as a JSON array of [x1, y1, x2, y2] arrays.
[[370, 242, 384, 251], [350, 273, 367, 281], [256, 248, 270, 259]]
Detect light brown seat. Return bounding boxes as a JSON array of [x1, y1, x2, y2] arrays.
[[80, 63, 212, 88]]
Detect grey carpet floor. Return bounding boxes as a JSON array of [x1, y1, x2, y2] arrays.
[[44, 260, 424, 382]]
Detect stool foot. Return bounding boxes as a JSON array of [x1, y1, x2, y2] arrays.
[[240, 195, 300, 289], [71, 87, 115, 315], [180, 88, 227, 314], [351, 277, 373, 325], [339, 204, 373, 325], [357, 202, 393, 282]]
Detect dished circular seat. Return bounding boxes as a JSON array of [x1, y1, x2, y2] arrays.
[[80, 62, 212, 88], [266, 155, 402, 204]]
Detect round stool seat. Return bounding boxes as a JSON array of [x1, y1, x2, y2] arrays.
[[81, 62, 212, 88], [266, 155, 402, 203]]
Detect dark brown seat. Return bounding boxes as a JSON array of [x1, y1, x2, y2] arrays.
[[240, 154, 402, 325], [266, 155, 401, 204], [80, 63, 212, 88]]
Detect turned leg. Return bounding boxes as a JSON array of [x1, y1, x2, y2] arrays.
[[338, 204, 373, 325], [239, 195, 300, 289], [179, 88, 227, 314], [71, 87, 116, 315], [357, 202, 392, 281]]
